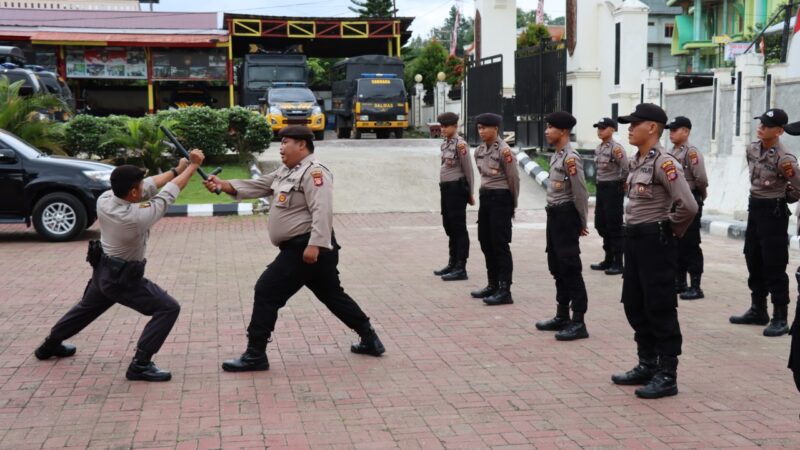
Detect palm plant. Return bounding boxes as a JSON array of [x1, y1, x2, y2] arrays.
[[101, 116, 175, 173], [0, 76, 66, 154]]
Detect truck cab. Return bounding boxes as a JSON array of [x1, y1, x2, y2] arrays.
[[238, 53, 308, 109]]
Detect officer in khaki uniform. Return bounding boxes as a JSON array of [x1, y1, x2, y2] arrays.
[[204, 126, 384, 372], [35, 150, 206, 382], [534, 112, 591, 341], [433, 112, 475, 281], [611, 103, 697, 399], [730, 109, 800, 337], [590, 117, 628, 275], [469, 113, 520, 305], [666, 116, 709, 300]]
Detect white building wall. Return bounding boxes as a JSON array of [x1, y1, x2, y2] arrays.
[[475, 0, 516, 96]]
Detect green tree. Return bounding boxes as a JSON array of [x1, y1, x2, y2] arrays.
[[517, 23, 552, 48], [516, 8, 550, 28], [428, 6, 475, 57], [0, 76, 65, 154], [102, 116, 175, 172], [222, 107, 272, 164], [443, 55, 464, 86], [307, 57, 340, 89], [403, 39, 448, 94], [349, 0, 395, 17], [549, 16, 565, 26]]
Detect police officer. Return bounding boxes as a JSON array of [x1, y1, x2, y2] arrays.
[[204, 126, 384, 372], [730, 109, 800, 337], [433, 112, 475, 281], [534, 112, 591, 341], [34, 150, 206, 382], [590, 117, 628, 275], [469, 113, 520, 305], [611, 103, 697, 399], [787, 121, 800, 390], [666, 116, 709, 300]]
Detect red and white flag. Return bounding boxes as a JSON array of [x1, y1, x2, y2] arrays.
[[450, 7, 460, 56], [536, 0, 545, 24], [788, 7, 800, 77]]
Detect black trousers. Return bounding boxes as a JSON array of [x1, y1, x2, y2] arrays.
[[247, 233, 372, 340], [48, 258, 180, 355], [790, 284, 800, 390], [478, 188, 514, 283], [440, 179, 469, 262], [622, 222, 682, 357], [546, 203, 588, 314], [744, 197, 790, 306], [677, 192, 704, 275], [594, 180, 625, 255]]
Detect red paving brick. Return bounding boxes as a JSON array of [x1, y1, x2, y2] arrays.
[[1, 210, 799, 449]]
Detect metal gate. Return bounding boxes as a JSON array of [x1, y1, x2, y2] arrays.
[[464, 54, 503, 145], [515, 42, 567, 149]]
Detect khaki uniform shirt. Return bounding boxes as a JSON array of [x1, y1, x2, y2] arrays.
[[625, 144, 698, 237], [595, 139, 629, 182], [547, 143, 590, 229], [669, 142, 708, 193], [440, 134, 475, 195], [230, 154, 334, 249], [746, 139, 800, 199], [474, 137, 520, 208], [99, 178, 179, 262]]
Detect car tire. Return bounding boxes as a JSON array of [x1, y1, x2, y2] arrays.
[[394, 129, 404, 139], [314, 131, 325, 141], [32, 192, 87, 242]]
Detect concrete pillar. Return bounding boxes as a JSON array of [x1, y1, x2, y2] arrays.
[[475, 0, 516, 96], [434, 80, 449, 119], [639, 68, 661, 104], [692, 0, 702, 71], [709, 67, 734, 156], [730, 52, 764, 156], [413, 82, 425, 130]]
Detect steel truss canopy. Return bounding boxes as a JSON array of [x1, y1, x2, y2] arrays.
[[223, 14, 414, 58]]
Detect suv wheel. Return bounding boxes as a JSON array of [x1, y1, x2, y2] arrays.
[[32, 192, 87, 242]]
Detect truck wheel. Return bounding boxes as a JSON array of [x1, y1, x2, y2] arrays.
[[394, 129, 404, 139], [32, 192, 87, 242], [376, 130, 390, 139], [314, 131, 325, 141], [336, 127, 350, 139]]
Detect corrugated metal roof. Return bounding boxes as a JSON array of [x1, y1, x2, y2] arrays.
[[26, 31, 228, 45], [0, 9, 218, 30]]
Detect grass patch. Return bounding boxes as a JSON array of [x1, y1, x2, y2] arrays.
[[173, 164, 253, 205], [533, 154, 596, 195]]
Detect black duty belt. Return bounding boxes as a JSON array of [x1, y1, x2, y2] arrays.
[[597, 180, 625, 188], [623, 220, 671, 237], [279, 233, 312, 250], [439, 177, 466, 187], [479, 188, 511, 197], [748, 196, 786, 209], [545, 201, 575, 213]]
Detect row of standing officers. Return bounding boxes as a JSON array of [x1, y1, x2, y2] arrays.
[[433, 105, 800, 399]]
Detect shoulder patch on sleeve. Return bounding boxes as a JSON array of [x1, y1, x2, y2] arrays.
[[661, 159, 678, 181], [782, 161, 795, 178], [613, 146, 624, 159], [311, 169, 324, 187], [565, 157, 578, 176], [457, 142, 467, 155], [502, 148, 513, 164], [689, 150, 699, 166], [139, 201, 151, 208]]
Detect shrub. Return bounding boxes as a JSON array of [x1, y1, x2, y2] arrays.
[[222, 107, 272, 164]]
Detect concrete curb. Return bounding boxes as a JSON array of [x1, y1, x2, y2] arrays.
[[165, 163, 267, 217], [701, 217, 800, 250]]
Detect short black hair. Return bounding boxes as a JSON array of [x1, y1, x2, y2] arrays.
[[110, 165, 146, 199]]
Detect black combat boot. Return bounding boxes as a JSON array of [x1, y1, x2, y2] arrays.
[[433, 258, 455, 276], [635, 355, 679, 399], [590, 252, 611, 271], [680, 273, 705, 300], [441, 260, 468, 281], [34, 337, 76, 360], [729, 296, 770, 325], [351, 327, 385, 356], [604, 253, 624, 275], [611, 354, 658, 385], [555, 311, 589, 341], [222, 334, 270, 372], [535, 304, 571, 331], [764, 303, 790, 337], [470, 277, 498, 299], [483, 281, 513, 305], [674, 271, 688, 294], [126, 349, 172, 382]]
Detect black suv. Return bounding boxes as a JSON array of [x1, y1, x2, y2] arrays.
[[0, 129, 114, 241]]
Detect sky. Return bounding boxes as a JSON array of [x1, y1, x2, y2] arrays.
[[151, 0, 566, 40]]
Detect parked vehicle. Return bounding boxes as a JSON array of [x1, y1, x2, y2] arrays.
[[261, 86, 325, 140], [330, 55, 408, 139], [0, 129, 114, 242], [237, 53, 308, 109]]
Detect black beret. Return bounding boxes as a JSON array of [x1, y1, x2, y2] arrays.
[[110, 165, 146, 198], [618, 103, 668, 125], [279, 125, 315, 140], [437, 112, 459, 126], [592, 117, 617, 130], [755, 108, 789, 128], [785, 121, 800, 136], [545, 111, 577, 130], [475, 113, 502, 127], [665, 116, 692, 130]]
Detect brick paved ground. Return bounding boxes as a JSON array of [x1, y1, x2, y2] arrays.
[[1, 210, 799, 449]]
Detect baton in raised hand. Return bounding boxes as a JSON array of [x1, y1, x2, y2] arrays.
[[160, 125, 223, 194]]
